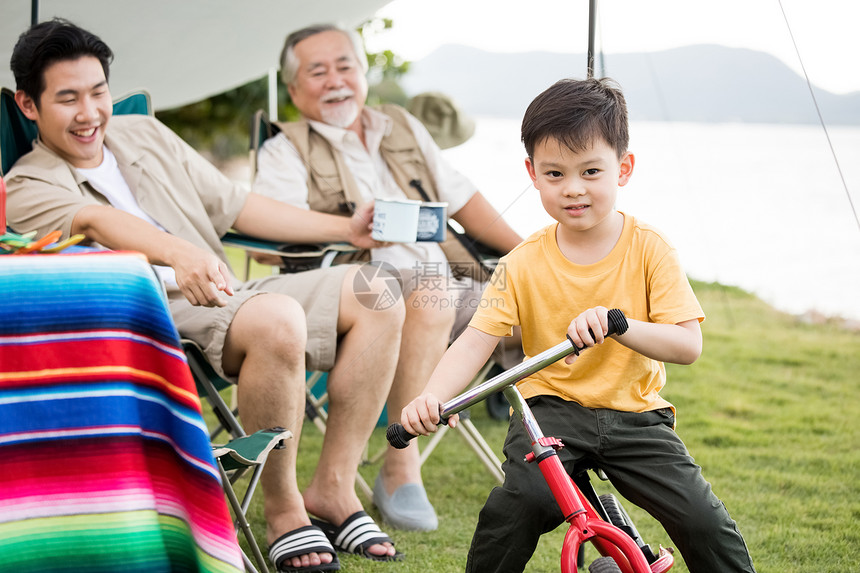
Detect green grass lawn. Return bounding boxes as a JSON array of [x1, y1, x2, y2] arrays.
[[213, 260, 860, 572]]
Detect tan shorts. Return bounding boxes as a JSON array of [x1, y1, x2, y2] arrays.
[[395, 267, 485, 343], [420, 274, 522, 368], [168, 264, 351, 382]]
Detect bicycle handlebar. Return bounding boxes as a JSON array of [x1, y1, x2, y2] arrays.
[[387, 308, 629, 449]]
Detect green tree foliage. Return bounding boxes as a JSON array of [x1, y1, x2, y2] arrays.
[[360, 17, 410, 107], [155, 18, 409, 162]]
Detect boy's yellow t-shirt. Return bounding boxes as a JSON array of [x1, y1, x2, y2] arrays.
[[469, 212, 704, 413]]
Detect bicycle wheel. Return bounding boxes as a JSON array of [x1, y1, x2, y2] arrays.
[[598, 493, 658, 563], [588, 556, 622, 572], [599, 493, 629, 528]]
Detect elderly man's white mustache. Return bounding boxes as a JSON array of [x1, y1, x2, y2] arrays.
[[321, 89, 355, 103]]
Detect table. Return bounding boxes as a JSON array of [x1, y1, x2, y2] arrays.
[[0, 252, 243, 573]]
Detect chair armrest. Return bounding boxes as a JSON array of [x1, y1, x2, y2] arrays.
[[221, 231, 357, 259], [221, 231, 359, 277]]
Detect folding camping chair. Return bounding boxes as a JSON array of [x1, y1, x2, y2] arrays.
[[250, 109, 505, 485], [0, 88, 36, 177], [0, 87, 291, 573], [184, 338, 295, 573]]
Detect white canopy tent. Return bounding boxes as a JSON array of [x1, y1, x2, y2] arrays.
[[0, 0, 392, 112]]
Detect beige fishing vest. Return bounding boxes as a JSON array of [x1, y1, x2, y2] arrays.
[[277, 104, 487, 281]]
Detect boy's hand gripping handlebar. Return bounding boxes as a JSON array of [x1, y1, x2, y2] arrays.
[[387, 308, 629, 449]]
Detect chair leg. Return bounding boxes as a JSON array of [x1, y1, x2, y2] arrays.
[[416, 417, 504, 484], [184, 340, 284, 572], [414, 360, 505, 483], [451, 418, 505, 483], [306, 363, 505, 497], [217, 461, 270, 573], [418, 424, 450, 465], [242, 251, 252, 282], [241, 551, 261, 573], [354, 471, 374, 500]]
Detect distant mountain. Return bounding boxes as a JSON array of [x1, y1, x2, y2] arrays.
[[400, 44, 860, 125]]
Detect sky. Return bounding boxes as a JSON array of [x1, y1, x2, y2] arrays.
[[367, 0, 860, 94]]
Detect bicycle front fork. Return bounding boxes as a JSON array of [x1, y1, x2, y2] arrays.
[[504, 385, 667, 573]]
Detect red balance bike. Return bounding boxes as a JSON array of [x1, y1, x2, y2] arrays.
[[388, 309, 674, 573]]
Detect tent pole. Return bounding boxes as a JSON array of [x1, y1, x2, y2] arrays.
[[587, 0, 597, 78], [268, 67, 278, 121]]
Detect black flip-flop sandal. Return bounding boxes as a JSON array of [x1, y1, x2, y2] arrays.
[[311, 510, 404, 562], [268, 524, 340, 572]]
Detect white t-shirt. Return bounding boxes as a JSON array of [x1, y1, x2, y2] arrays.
[[76, 146, 177, 287], [253, 107, 478, 271]]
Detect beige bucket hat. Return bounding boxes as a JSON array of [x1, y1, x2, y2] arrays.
[[407, 91, 476, 149]]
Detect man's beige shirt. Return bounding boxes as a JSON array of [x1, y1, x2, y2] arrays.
[[5, 114, 248, 277]]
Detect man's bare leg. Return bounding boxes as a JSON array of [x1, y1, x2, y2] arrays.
[[222, 293, 332, 570], [376, 283, 455, 529], [366, 277, 456, 531], [302, 266, 405, 558]]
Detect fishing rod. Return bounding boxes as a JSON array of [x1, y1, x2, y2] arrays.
[[777, 0, 860, 234]]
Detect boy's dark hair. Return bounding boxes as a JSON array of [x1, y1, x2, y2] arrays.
[[10, 18, 113, 107], [521, 77, 629, 160]]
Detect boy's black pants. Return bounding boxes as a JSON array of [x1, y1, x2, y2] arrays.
[[465, 396, 756, 573]]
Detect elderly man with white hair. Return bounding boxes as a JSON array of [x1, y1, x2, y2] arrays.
[[253, 23, 523, 535]]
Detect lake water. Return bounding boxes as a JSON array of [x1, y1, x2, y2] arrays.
[[441, 118, 860, 322]]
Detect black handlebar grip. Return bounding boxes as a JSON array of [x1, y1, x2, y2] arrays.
[[386, 422, 415, 449], [606, 308, 629, 336]]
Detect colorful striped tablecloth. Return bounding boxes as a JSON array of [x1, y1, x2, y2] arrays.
[[0, 252, 243, 573]]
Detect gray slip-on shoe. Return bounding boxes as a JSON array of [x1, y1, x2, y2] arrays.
[[373, 474, 438, 531]]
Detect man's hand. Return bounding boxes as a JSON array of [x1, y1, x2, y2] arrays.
[[71, 205, 234, 308], [171, 248, 235, 307], [347, 202, 390, 249]]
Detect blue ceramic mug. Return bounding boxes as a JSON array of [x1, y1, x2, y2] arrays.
[[416, 202, 448, 242]]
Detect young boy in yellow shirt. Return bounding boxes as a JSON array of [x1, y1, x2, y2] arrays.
[[400, 78, 756, 573]]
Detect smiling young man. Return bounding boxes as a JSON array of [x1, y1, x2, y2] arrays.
[[18, 55, 111, 168], [252, 24, 524, 534], [400, 78, 756, 572], [6, 19, 412, 571]]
